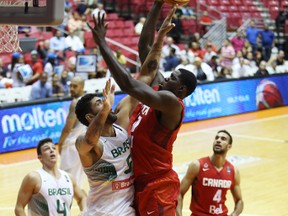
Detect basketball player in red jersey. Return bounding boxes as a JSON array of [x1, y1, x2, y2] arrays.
[[88, 5, 197, 216], [177, 130, 244, 216]]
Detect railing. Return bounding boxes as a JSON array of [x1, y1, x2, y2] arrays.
[[199, 17, 227, 50]]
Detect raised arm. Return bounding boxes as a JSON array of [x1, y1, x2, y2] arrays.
[[138, 0, 164, 64], [88, 6, 180, 114], [229, 167, 244, 216], [15, 172, 40, 216], [58, 100, 77, 154], [75, 79, 114, 167], [177, 160, 200, 216]]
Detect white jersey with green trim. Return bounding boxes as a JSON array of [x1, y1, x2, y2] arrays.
[[83, 124, 135, 216], [28, 168, 74, 216]]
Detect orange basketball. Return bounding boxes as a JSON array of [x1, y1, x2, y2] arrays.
[[164, 0, 190, 6]]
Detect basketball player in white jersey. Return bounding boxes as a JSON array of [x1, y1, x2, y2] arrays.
[[58, 76, 87, 189], [74, 7, 177, 215], [15, 138, 86, 216]]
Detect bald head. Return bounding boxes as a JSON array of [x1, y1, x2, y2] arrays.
[[70, 76, 85, 98]]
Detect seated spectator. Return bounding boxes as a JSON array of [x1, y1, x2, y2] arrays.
[[245, 51, 257, 68], [207, 55, 220, 77], [220, 39, 235, 69], [215, 67, 233, 80], [30, 72, 52, 100], [266, 60, 279, 74], [190, 42, 204, 59], [8, 52, 25, 87], [64, 0, 72, 11], [180, 44, 195, 63], [254, 50, 264, 67], [60, 70, 71, 96], [199, 10, 213, 34], [76, 0, 88, 15], [177, 4, 196, 20], [232, 57, 254, 78], [175, 57, 194, 72], [37, 39, 51, 60], [0, 57, 8, 79], [52, 73, 64, 97], [135, 17, 146, 35], [44, 52, 58, 82], [67, 12, 83, 37], [231, 30, 245, 53], [232, 50, 244, 66], [181, 57, 214, 82], [268, 50, 285, 66], [163, 48, 181, 72], [26, 50, 44, 85], [50, 30, 68, 52], [65, 30, 85, 52], [162, 36, 181, 58], [203, 44, 217, 63], [114, 49, 130, 73], [254, 60, 269, 76]]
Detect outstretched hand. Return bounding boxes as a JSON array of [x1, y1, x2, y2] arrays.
[[158, 5, 178, 36], [87, 13, 109, 45], [102, 79, 115, 111]]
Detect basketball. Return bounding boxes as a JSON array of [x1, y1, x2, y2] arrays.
[[256, 79, 283, 110], [164, 0, 190, 6]]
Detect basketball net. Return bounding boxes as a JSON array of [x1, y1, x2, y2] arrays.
[[0, 25, 21, 53], [0, 0, 25, 53]]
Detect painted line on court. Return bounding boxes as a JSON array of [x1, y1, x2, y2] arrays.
[[0, 159, 38, 167], [179, 114, 288, 143]]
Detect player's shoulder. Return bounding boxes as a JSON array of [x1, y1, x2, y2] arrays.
[[23, 170, 41, 185]]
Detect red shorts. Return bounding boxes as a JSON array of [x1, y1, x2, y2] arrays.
[[134, 170, 180, 216]]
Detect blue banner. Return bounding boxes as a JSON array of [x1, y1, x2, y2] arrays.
[[1, 74, 288, 153]]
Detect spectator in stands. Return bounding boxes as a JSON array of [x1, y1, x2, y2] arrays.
[[76, 0, 88, 15], [245, 20, 259, 54], [176, 57, 194, 72], [259, 24, 275, 61], [44, 52, 58, 82], [163, 47, 181, 71], [245, 51, 257, 68], [207, 55, 220, 77], [67, 12, 83, 37], [50, 30, 68, 52], [199, 10, 213, 35], [9, 52, 25, 87], [190, 57, 214, 82], [177, 4, 196, 20], [167, 12, 183, 44], [266, 60, 281, 74], [30, 72, 52, 100], [65, 30, 85, 52], [25, 50, 44, 85], [254, 50, 264, 67], [190, 42, 204, 59], [60, 70, 71, 96], [162, 36, 181, 58], [268, 50, 286, 66], [37, 39, 51, 60], [275, 6, 288, 47], [52, 73, 64, 97], [232, 57, 254, 78], [215, 67, 233, 80], [254, 60, 269, 76], [180, 43, 195, 63], [0, 57, 8, 79], [220, 39, 235, 69], [231, 30, 245, 53], [203, 44, 217, 63], [135, 17, 146, 35], [114, 49, 129, 72], [91, 3, 106, 19], [241, 40, 253, 58]]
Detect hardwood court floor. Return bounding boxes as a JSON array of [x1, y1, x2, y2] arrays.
[[1, 106, 288, 216]]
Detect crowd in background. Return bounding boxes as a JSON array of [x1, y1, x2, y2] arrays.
[[0, 0, 287, 101]]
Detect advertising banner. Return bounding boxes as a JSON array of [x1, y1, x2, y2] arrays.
[[1, 74, 287, 153]]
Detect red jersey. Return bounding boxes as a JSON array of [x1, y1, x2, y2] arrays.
[[130, 95, 184, 180], [191, 157, 235, 216]]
